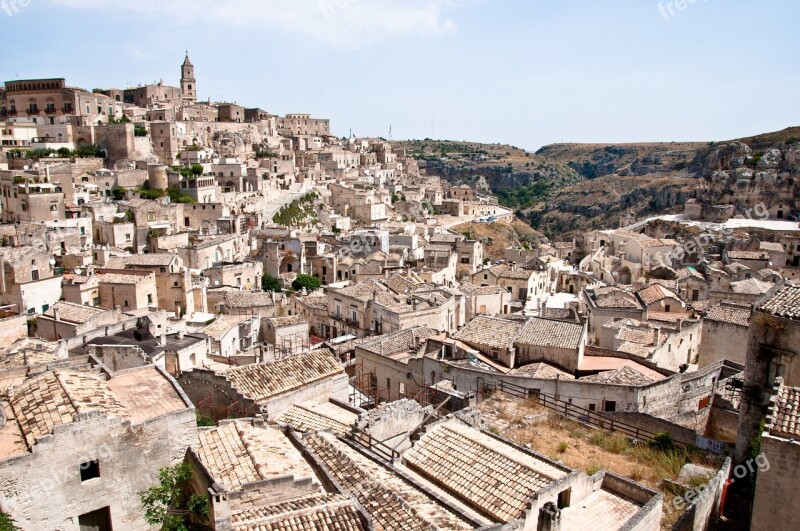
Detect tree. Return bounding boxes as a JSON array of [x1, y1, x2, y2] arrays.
[[112, 186, 127, 201], [0, 511, 21, 531], [261, 274, 282, 293], [190, 164, 204, 176], [292, 274, 321, 293], [139, 462, 210, 531]]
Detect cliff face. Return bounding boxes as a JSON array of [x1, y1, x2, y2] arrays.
[[398, 127, 800, 238]]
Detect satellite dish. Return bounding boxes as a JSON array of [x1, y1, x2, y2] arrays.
[[49, 259, 56, 266], [74, 268, 83, 275], [23, 165, 29, 171]]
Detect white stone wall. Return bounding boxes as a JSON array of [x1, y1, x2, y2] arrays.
[[0, 408, 196, 530]]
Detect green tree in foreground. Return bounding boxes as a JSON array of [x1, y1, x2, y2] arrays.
[[292, 274, 321, 292], [140, 462, 210, 531], [261, 273, 282, 293], [0, 511, 21, 531]]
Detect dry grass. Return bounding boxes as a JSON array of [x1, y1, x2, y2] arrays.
[[477, 393, 722, 529]]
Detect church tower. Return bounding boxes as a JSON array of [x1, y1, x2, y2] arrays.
[[181, 51, 196, 104]]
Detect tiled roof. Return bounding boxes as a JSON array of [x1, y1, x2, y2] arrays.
[[332, 280, 386, 302], [637, 284, 680, 306], [500, 269, 535, 280], [403, 422, 554, 522], [230, 494, 367, 531], [591, 287, 641, 309], [302, 433, 453, 530], [0, 338, 63, 369], [43, 301, 108, 324], [516, 318, 584, 350], [758, 286, 800, 320], [359, 327, 439, 358], [453, 315, 524, 350], [508, 362, 575, 380], [704, 304, 751, 327], [106, 253, 176, 267], [225, 290, 279, 308], [223, 350, 344, 403], [769, 385, 800, 437], [269, 315, 306, 327], [615, 327, 656, 346], [580, 365, 655, 386], [276, 404, 353, 435], [196, 421, 319, 492], [730, 278, 773, 295], [727, 250, 770, 261], [9, 370, 128, 449]]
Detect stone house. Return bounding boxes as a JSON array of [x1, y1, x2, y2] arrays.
[[457, 283, 509, 320], [751, 381, 800, 530], [514, 317, 586, 372], [452, 315, 524, 368], [0, 365, 196, 530], [736, 285, 800, 460], [698, 302, 752, 368], [178, 348, 348, 420], [36, 301, 133, 342], [95, 269, 157, 311], [0, 245, 63, 315], [582, 286, 645, 344]]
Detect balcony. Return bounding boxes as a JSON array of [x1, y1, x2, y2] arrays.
[[44, 108, 57, 115]]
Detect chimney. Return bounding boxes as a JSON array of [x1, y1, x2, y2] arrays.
[[178, 330, 185, 340], [654, 328, 661, 346], [53, 307, 61, 322], [538, 502, 561, 531], [159, 334, 167, 347]]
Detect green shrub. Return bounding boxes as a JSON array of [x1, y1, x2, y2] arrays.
[[292, 274, 321, 293], [557, 441, 569, 453]]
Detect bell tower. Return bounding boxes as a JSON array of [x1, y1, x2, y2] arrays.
[[181, 51, 196, 104]]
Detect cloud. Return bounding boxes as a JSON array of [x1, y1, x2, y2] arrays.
[[49, 0, 465, 47]]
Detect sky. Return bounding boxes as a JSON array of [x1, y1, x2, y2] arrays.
[[1, 0, 798, 150]]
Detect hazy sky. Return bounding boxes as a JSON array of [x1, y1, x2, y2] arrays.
[[1, 0, 798, 150]]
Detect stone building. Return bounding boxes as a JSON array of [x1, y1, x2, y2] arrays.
[[0, 365, 196, 530], [0, 245, 63, 315], [751, 381, 800, 530], [178, 349, 348, 420], [186, 419, 370, 530], [698, 302, 752, 367], [736, 285, 800, 460]]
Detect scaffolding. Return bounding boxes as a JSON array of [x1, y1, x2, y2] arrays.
[[349, 358, 389, 410], [274, 331, 311, 360], [194, 393, 261, 422]]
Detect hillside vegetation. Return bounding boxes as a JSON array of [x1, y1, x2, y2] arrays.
[[398, 127, 800, 238]]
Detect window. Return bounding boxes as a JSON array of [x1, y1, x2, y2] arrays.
[[31, 270, 39, 281], [461, 257, 470, 264], [665, 304, 671, 312], [588, 404, 596, 411], [147, 294, 153, 304], [558, 488, 571, 509], [125, 234, 131, 241], [604, 401, 616, 412], [80, 460, 100, 481]]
